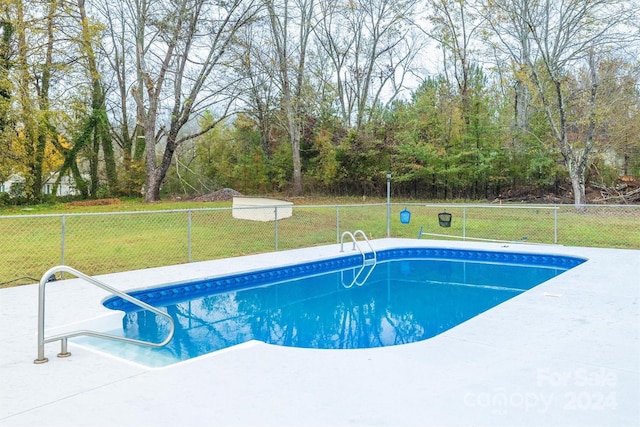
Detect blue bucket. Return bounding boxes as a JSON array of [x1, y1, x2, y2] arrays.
[[400, 208, 411, 224]]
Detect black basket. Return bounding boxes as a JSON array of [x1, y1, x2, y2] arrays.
[[438, 212, 452, 227]]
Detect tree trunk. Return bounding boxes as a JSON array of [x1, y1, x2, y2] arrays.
[[78, 0, 118, 197], [265, 0, 308, 196], [291, 145, 302, 194], [289, 116, 303, 196], [567, 155, 587, 206], [143, 124, 160, 202], [15, 0, 42, 201], [145, 172, 161, 202], [0, 21, 11, 136]]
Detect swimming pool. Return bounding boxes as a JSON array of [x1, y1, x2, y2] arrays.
[[73, 247, 585, 368]]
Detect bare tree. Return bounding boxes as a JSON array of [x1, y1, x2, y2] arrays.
[[263, 0, 315, 196], [110, 0, 258, 202], [481, 0, 534, 135], [50, 0, 118, 198], [486, 0, 637, 205], [230, 20, 278, 157], [424, 0, 486, 126], [314, 0, 422, 129], [96, 0, 147, 195]]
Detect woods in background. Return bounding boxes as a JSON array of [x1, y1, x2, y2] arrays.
[[1, 0, 639, 204]]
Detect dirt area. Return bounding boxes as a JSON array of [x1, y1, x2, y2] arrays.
[[191, 188, 243, 202], [494, 186, 568, 204], [66, 198, 122, 207], [495, 177, 640, 204]]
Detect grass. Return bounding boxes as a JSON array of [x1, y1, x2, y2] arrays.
[[0, 198, 231, 215], [1, 198, 638, 287]]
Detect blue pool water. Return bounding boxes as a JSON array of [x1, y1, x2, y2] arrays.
[[78, 248, 584, 367]]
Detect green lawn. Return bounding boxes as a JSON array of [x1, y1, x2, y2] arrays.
[[1, 199, 638, 287]]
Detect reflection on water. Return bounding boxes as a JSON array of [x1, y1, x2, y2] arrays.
[[119, 259, 564, 363]]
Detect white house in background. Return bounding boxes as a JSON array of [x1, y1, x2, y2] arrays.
[[0, 172, 80, 197], [0, 173, 25, 194], [42, 172, 79, 196]]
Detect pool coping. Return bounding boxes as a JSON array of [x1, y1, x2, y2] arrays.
[[1, 238, 639, 427]]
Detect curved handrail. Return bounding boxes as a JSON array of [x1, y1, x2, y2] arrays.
[[339, 230, 377, 288], [35, 265, 175, 364], [352, 230, 375, 255]]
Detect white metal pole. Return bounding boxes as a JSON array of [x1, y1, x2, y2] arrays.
[[386, 172, 391, 237]]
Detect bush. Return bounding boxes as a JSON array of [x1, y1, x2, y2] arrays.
[[8, 181, 26, 204]]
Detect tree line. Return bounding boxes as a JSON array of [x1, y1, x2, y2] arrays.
[[1, 0, 639, 205]]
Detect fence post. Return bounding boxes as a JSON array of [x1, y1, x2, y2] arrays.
[[61, 215, 66, 265], [187, 209, 192, 262], [336, 206, 340, 243], [274, 206, 279, 251], [386, 172, 391, 237], [554, 205, 558, 244], [463, 206, 467, 240]]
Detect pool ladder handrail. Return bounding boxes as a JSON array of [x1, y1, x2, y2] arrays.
[[340, 230, 377, 288], [34, 265, 175, 364]]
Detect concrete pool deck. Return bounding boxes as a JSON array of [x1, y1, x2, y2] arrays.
[[1, 239, 638, 427]]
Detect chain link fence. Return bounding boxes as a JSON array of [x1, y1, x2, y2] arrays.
[[1, 203, 638, 287]]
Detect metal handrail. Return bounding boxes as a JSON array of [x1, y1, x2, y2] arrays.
[[34, 265, 175, 364], [340, 230, 377, 288], [340, 230, 375, 254]]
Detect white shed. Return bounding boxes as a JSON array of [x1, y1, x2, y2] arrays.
[[232, 196, 293, 222]]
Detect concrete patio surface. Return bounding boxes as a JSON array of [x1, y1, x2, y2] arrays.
[[1, 239, 638, 427]]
